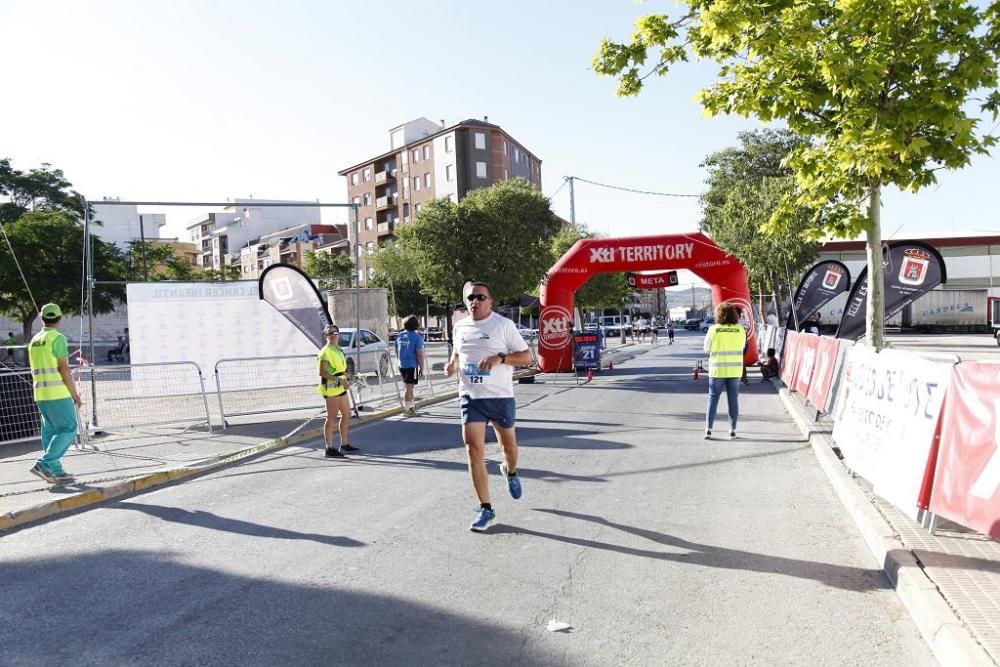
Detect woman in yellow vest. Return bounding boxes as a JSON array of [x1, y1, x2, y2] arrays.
[[28, 303, 82, 483], [702, 301, 746, 440], [318, 323, 357, 457]]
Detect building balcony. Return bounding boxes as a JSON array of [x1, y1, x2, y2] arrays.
[[376, 195, 396, 211], [377, 221, 395, 236], [375, 168, 395, 185]]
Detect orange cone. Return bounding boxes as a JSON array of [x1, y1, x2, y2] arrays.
[[608, 360, 614, 370], [587, 369, 593, 382], [693, 364, 700, 380]]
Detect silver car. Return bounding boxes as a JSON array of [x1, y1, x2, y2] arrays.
[[338, 328, 391, 377]]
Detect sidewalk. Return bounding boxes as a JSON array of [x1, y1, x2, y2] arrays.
[[0, 343, 641, 533], [777, 384, 1000, 666]]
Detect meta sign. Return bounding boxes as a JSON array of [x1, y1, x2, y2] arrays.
[[627, 271, 679, 290]]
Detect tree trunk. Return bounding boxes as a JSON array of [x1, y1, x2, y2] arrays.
[[865, 183, 885, 349], [21, 312, 35, 345]]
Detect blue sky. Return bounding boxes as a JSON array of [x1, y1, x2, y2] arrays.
[[2, 0, 999, 253]]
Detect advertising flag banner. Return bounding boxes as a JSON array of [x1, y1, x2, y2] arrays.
[[832, 347, 954, 520], [836, 241, 946, 340], [930, 362, 1000, 539], [626, 271, 679, 290], [258, 264, 331, 350], [788, 260, 851, 326]]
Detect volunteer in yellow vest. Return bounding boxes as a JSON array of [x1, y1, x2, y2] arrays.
[[317, 323, 358, 458], [702, 301, 746, 441], [28, 303, 82, 484]]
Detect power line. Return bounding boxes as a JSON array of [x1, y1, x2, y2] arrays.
[[546, 179, 568, 200], [570, 176, 700, 199]]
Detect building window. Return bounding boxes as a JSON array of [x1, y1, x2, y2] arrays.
[[445, 136, 453, 152], [446, 165, 454, 182], [351, 173, 359, 185], [503, 140, 507, 155], [414, 203, 422, 213], [424, 173, 431, 188], [363, 193, 371, 206], [402, 178, 409, 198], [365, 217, 373, 230], [352, 196, 359, 206], [423, 145, 430, 160], [504, 168, 508, 180], [476, 161, 487, 179], [514, 147, 520, 162], [412, 149, 420, 163], [413, 176, 421, 192], [474, 132, 486, 150], [363, 168, 371, 182], [366, 241, 375, 254]]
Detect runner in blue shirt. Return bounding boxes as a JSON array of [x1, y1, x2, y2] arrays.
[[395, 315, 425, 415]]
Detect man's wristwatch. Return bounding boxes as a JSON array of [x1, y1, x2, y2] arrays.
[[497, 352, 506, 365]]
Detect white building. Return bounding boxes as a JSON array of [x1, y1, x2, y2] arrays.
[[91, 200, 166, 248], [185, 198, 322, 270]]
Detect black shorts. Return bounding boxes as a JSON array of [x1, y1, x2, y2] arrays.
[[400, 367, 419, 385]]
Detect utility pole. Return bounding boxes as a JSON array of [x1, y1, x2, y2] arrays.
[[567, 176, 576, 226]]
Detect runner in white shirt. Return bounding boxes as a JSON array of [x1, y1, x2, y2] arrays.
[[445, 281, 531, 532]]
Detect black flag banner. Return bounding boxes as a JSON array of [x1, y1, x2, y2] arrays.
[[258, 263, 332, 349], [835, 241, 946, 341], [788, 260, 851, 327]]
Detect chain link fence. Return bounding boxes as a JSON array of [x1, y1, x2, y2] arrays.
[[0, 368, 40, 445]]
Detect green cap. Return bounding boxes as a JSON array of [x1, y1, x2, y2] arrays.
[[40, 303, 63, 319]]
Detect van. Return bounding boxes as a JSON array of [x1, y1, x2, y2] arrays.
[[599, 315, 632, 336]]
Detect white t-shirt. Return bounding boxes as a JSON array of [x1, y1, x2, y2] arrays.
[[452, 312, 529, 399]]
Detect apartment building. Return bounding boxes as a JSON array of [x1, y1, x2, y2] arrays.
[[185, 198, 322, 271], [92, 199, 166, 248], [239, 223, 348, 279], [338, 117, 543, 285]]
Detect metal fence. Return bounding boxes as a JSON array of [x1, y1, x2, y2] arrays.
[[0, 368, 40, 445], [73, 361, 213, 432], [215, 355, 323, 422]]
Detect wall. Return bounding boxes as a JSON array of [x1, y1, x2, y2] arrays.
[[326, 288, 389, 341]]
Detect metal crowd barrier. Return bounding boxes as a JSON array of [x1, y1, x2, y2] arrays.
[[73, 362, 212, 433], [214, 355, 322, 424], [0, 368, 41, 445]]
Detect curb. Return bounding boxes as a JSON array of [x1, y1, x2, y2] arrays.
[[0, 390, 460, 534], [773, 381, 994, 667]]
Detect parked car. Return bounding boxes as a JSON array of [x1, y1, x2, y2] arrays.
[[700, 317, 716, 333], [599, 315, 632, 337], [425, 326, 444, 341], [337, 328, 390, 377], [516, 323, 538, 340], [683, 318, 702, 331]]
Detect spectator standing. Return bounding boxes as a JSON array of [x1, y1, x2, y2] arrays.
[[317, 323, 358, 457], [703, 302, 746, 440], [395, 315, 425, 415], [445, 282, 531, 532], [27, 303, 82, 484], [4, 331, 16, 364]]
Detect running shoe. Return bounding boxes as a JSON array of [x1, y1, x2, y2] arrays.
[[341, 444, 359, 453], [500, 461, 522, 499], [51, 471, 76, 484], [29, 463, 57, 484], [469, 507, 496, 532], [325, 447, 346, 458], [729, 430, 737, 440], [704, 429, 712, 440]]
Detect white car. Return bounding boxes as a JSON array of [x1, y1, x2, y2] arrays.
[[516, 323, 538, 340], [337, 328, 391, 377]]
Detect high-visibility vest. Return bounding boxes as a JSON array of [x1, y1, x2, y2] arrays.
[[707, 324, 746, 378], [317, 344, 348, 397], [28, 328, 71, 402]]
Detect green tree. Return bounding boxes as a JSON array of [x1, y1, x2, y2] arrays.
[[368, 241, 446, 321], [0, 210, 124, 340], [304, 249, 354, 291], [396, 179, 560, 306], [201, 264, 242, 281], [123, 241, 197, 281], [550, 222, 632, 320], [595, 1, 1000, 346], [700, 130, 820, 321], [0, 158, 87, 224]]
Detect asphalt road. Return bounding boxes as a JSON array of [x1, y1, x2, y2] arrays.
[[0, 330, 934, 666]]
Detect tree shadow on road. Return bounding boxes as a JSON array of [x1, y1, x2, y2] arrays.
[[489, 508, 891, 593], [0, 550, 554, 666]]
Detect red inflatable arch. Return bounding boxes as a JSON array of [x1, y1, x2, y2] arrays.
[[538, 232, 758, 372]]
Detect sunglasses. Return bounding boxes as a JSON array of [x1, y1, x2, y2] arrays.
[[325, 330, 340, 336], [466, 293, 490, 302]]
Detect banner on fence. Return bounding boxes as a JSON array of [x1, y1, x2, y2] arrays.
[[791, 333, 820, 395], [804, 336, 840, 411], [779, 330, 801, 385], [929, 362, 1000, 539], [832, 347, 953, 520]]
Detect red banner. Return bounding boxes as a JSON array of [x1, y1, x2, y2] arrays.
[[929, 362, 1000, 539], [627, 271, 679, 289], [779, 331, 801, 385], [805, 336, 840, 410], [791, 333, 820, 395]]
